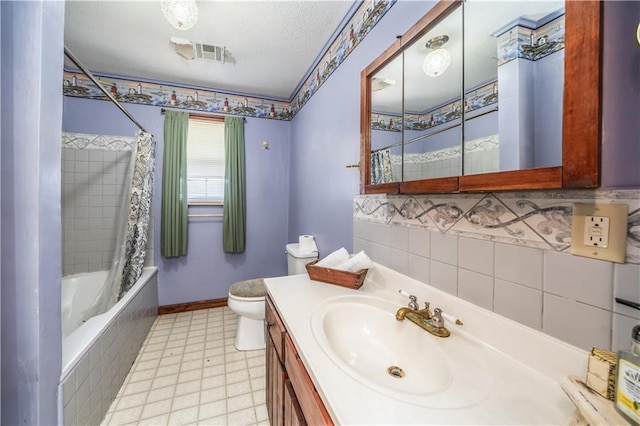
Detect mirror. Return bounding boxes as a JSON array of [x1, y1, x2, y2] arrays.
[[370, 55, 403, 184], [402, 6, 463, 182], [360, 0, 601, 194], [463, 1, 564, 176]]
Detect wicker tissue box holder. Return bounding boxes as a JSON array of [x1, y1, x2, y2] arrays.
[[586, 347, 617, 401], [305, 260, 368, 290]]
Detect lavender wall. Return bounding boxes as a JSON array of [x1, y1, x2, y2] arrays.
[[601, 0, 640, 188], [63, 97, 291, 305], [1, 2, 64, 425], [288, 1, 438, 257]]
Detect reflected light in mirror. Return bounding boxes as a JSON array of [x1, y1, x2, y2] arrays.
[[423, 35, 451, 77]]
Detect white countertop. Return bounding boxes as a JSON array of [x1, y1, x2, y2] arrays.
[[265, 263, 588, 425]]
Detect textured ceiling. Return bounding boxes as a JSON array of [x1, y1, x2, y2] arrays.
[[64, 1, 354, 100]]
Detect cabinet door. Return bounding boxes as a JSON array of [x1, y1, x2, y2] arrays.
[[266, 334, 286, 426], [284, 379, 307, 426], [284, 334, 334, 425], [266, 296, 286, 359]]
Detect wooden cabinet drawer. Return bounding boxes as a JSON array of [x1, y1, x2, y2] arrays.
[[284, 334, 333, 426], [266, 296, 286, 361]]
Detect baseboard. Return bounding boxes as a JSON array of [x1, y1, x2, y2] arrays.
[[158, 298, 228, 315]]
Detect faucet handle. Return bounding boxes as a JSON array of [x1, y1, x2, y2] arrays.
[[399, 290, 419, 310], [431, 308, 445, 328]]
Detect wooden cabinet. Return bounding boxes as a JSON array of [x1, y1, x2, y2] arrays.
[[266, 295, 334, 426]]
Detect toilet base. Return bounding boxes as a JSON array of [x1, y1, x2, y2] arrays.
[[234, 316, 265, 351]]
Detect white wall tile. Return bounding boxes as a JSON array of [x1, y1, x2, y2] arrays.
[[408, 227, 430, 258], [429, 260, 457, 295], [494, 279, 543, 330], [613, 263, 640, 320], [459, 237, 494, 276], [612, 313, 640, 352], [544, 251, 614, 310], [430, 232, 458, 266], [543, 293, 612, 351], [458, 269, 494, 311], [389, 248, 409, 276], [390, 225, 409, 251], [368, 242, 391, 268], [407, 253, 429, 284], [495, 243, 543, 290]]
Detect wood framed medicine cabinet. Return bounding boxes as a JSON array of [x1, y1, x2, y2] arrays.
[[360, 0, 602, 194]]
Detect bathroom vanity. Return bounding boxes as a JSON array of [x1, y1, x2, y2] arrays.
[[264, 264, 589, 424]]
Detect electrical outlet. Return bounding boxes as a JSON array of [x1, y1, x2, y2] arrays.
[[571, 203, 628, 263], [583, 216, 610, 248]]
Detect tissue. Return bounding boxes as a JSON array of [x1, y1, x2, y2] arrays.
[[335, 251, 374, 272], [298, 235, 317, 253], [315, 247, 349, 268]]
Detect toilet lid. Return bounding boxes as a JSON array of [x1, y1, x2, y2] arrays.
[[229, 278, 266, 298]]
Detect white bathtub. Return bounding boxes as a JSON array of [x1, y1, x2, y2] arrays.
[[59, 266, 158, 425]]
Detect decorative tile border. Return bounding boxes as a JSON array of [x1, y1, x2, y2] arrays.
[[63, 1, 396, 122], [62, 132, 135, 151], [354, 189, 640, 264]]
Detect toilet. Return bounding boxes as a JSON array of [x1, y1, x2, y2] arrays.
[[227, 243, 318, 350]]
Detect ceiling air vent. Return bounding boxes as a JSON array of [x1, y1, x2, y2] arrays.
[[194, 42, 226, 64]]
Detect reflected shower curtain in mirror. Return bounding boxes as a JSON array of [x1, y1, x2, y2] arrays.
[[371, 149, 393, 184], [80, 130, 156, 323]]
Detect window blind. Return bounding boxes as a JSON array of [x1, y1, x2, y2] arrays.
[[186, 118, 225, 202]]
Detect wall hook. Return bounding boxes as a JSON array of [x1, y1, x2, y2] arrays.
[[262, 141, 270, 149]]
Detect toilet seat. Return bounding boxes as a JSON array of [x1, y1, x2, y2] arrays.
[[228, 278, 266, 301]]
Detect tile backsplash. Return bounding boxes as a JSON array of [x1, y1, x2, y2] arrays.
[[353, 189, 640, 352], [62, 133, 154, 275]]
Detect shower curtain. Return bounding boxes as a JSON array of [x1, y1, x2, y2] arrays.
[[81, 130, 156, 322], [371, 149, 393, 184]]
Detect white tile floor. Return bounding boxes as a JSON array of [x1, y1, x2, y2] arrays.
[[101, 307, 269, 426]]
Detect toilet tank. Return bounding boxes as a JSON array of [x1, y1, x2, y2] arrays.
[[285, 243, 318, 275]]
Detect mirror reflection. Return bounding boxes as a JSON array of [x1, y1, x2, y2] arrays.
[[368, 1, 567, 184], [370, 55, 403, 184], [463, 0, 564, 175], [402, 6, 463, 181]]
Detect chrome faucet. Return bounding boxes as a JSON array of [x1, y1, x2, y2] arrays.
[[396, 291, 458, 338]]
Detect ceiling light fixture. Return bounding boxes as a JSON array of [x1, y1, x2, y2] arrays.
[[423, 35, 451, 77], [371, 77, 396, 92], [161, 0, 199, 31]]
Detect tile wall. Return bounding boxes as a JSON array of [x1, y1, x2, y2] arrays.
[[353, 190, 640, 352], [60, 271, 159, 426], [62, 133, 154, 275]]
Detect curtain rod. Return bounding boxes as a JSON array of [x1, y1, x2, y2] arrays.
[[160, 108, 246, 121], [64, 46, 148, 133], [374, 107, 498, 152]]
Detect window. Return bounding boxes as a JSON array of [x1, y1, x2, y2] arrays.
[[186, 117, 225, 203]]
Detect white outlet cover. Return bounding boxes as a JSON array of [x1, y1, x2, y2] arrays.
[[583, 215, 610, 248], [571, 203, 628, 263]]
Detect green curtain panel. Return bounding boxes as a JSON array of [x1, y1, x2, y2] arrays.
[[161, 111, 189, 257], [223, 117, 246, 253]]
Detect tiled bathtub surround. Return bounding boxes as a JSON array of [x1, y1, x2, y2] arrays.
[[353, 190, 640, 352], [62, 132, 154, 275], [60, 271, 158, 426]]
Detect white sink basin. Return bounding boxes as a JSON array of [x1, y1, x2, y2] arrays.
[[311, 294, 492, 408]]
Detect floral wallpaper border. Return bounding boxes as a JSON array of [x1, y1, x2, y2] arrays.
[[354, 189, 640, 264], [62, 132, 135, 151], [63, 0, 396, 122]]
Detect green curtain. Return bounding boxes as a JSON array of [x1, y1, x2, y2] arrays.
[[160, 111, 189, 257], [223, 116, 246, 253]]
